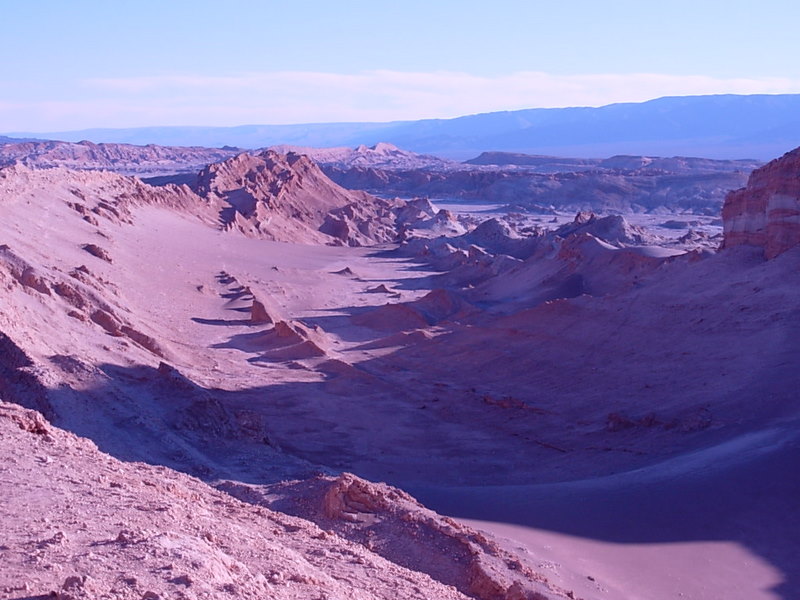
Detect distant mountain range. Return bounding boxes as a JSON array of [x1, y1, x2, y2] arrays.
[[5, 94, 800, 160], [0, 135, 40, 144]]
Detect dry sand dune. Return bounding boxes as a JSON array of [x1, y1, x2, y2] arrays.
[[1, 148, 798, 600]]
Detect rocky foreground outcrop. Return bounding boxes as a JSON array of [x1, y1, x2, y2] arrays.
[[0, 401, 479, 600], [254, 473, 568, 600], [722, 146, 800, 259]]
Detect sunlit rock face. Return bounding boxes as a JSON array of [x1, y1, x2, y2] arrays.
[[723, 146, 800, 259]]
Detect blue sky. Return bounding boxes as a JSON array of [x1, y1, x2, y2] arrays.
[[2, 0, 800, 131]]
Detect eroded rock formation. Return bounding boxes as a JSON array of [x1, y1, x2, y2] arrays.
[[193, 150, 407, 245], [722, 146, 800, 258]]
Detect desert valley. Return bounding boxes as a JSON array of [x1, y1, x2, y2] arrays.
[[6, 1, 800, 597], [0, 124, 797, 600]]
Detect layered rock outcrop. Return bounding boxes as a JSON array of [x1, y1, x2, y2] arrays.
[[722, 146, 800, 259], [194, 150, 404, 245], [264, 473, 568, 600]]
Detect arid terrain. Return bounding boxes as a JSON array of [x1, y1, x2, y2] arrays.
[[0, 140, 798, 600], [318, 145, 759, 216]]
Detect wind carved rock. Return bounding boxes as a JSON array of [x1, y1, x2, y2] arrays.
[[723, 146, 800, 259]]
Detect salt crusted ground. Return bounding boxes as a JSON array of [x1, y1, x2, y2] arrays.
[[0, 150, 798, 600]]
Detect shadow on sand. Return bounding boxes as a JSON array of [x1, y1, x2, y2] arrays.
[[22, 353, 798, 600]]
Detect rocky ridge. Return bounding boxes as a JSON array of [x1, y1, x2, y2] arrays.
[[465, 151, 761, 174], [323, 162, 751, 215], [0, 139, 239, 176], [191, 150, 410, 245], [269, 142, 455, 171], [0, 151, 435, 248]]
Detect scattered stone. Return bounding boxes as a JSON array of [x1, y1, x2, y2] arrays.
[[366, 284, 393, 294], [81, 244, 112, 263]]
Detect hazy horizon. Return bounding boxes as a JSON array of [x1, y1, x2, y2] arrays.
[[2, 91, 797, 137]]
